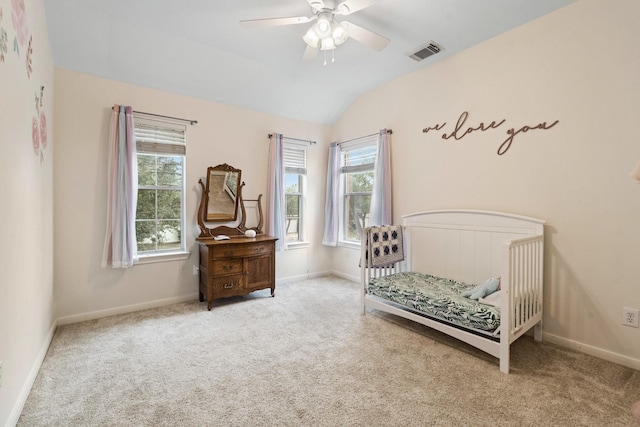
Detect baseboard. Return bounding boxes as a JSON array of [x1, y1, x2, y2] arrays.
[[275, 271, 348, 285], [328, 270, 359, 283], [55, 272, 355, 325], [276, 273, 312, 285], [543, 332, 640, 371], [56, 293, 200, 326], [6, 319, 57, 427], [308, 270, 334, 280]]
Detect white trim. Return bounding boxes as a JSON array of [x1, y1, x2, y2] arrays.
[[7, 320, 57, 427], [285, 241, 309, 250], [328, 269, 359, 283], [135, 251, 191, 265], [275, 273, 311, 285], [56, 293, 199, 326], [543, 332, 640, 371], [276, 270, 359, 284], [337, 240, 360, 250]]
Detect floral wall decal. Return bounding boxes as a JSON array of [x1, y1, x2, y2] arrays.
[[10, 0, 31, 77], [11, 0, 27, 54], [25, 32, 31, 75], [33, 85, 47, 162], [2, 0, 47, 163], [0, 8, 7, 62]]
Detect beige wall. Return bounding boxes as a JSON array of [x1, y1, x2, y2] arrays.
[[52, 69, 332, 322], [330, 0, 640, 368], [4, 0, 640, 423], [0, 0, 55, 424]]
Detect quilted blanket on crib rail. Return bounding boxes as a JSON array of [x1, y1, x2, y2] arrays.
[[364, 225, 404, 267], [367, 272, 500, 333]]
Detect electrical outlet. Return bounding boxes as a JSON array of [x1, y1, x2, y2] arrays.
[[192, 265, 199, 276], [623, 307, 639, 328]]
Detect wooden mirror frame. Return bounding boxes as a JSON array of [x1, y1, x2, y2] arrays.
[[203, 164, 242, 222], [197, 163, 264, 239]]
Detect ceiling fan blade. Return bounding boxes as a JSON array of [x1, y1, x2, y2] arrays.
[[306, 0, 326, 11], [335, 0, 382, 15], [341, 21, 390, 51], [240, 16, 314, 29], [302, 44, 319, 62]]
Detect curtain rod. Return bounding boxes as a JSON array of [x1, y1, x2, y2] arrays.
[[268, 134, 317, 145], [338, 129, 392, 145], [111, 106, 197, 125]]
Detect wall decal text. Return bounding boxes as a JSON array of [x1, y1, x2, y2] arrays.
[[422, 111, 559, 155]]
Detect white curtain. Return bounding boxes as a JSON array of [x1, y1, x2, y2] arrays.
[[369, 129, 392, 226], [266, 133, 285, 251], [322, 142, 341, 246], [102, 105, 138, 268]]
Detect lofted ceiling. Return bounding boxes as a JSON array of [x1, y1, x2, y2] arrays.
[[43, 0, 574, 125]]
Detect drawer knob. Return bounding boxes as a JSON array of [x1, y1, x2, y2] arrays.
[[223, 283, 234, 289]]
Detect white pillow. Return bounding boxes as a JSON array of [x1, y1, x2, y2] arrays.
[[479, 290, 502, 307]]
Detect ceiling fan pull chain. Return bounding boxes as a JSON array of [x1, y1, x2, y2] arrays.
[[332, 50, 335, 63], [323, 50, 327, 66]]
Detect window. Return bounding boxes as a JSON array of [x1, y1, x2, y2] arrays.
[[284, 143, 307, 244], [340, 136, 377, 243], [134, 118, 186, 255]]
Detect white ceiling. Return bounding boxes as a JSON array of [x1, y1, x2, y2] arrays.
[[43, 0, 574, 125]]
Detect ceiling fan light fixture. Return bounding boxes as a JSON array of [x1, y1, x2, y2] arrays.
[[332, 23, 349, 45], [320, 36, 336, 51], [316, 14, 332, 37], [303, 27, 320, 47]]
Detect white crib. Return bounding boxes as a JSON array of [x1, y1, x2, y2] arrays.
[[361, 209, 545, 374]]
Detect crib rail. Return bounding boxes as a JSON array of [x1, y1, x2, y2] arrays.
[[361, 227, 406, 312], [502, 234, 544, 340]]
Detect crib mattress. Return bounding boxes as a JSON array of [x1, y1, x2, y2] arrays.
[[367, 272, 500, 333]]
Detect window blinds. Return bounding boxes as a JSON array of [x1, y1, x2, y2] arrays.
[[340, 134, 377, 174], [134, 119, 186, 155], [284, 145, 307, 175]]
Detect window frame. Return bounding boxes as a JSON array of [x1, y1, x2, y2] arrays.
[[133, 116, 189, 263], [338, 136, 378, 247], [283, 141, 308, 249]]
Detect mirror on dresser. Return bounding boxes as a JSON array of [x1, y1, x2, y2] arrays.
[[205, 164, 241, 222], [196, 163, 264, 239], [196, 163, 276, 310]]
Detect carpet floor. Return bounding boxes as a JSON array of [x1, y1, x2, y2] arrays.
[[18, 276, 640, 426]]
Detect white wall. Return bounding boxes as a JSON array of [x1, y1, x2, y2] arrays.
[[0, 0, 55, 424], [330, 0, 640, 368], [53, 69, 332, 321]]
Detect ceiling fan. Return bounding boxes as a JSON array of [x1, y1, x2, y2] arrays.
[[240, 0, 390, 63]]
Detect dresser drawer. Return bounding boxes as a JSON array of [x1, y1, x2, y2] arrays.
[[211, 258, 243, 276], [211, 275, 244, 297], [198, 236, 277, 310], [214, 241, 273, 258]]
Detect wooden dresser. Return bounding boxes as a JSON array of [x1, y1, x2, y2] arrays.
[[197, 235, 277, 310]]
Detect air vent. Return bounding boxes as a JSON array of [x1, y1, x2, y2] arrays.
[[409, 41, 444, 62]]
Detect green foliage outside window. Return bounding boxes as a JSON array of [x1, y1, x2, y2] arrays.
[[136, 154, 183, 252], [344, 171, 373, 241], [285, 173, 302, 242]]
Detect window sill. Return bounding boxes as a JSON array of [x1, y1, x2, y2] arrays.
[[285, 241, 309, 250], [337, 240, 361, 250], [135, 251, 191, 265]]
